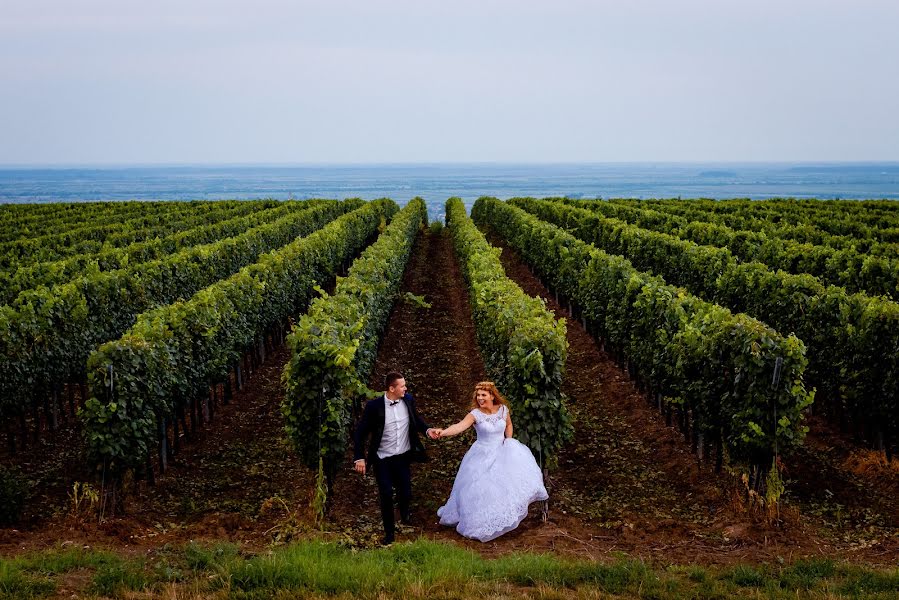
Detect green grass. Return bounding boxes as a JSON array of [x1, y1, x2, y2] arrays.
[[1, 538, 897, 599], [725, 564, 766, 587], [12, 546, 119, 574], [839, 566, 899, 596], [0, 560, 55, 600], [89, 559, 149, 597], [779, 558, 837, 589]]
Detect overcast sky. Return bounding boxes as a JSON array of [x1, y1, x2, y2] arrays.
[[2, 0, 898, 164]]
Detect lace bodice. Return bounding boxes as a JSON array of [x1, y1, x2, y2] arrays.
[[471, 405, 507, 446]]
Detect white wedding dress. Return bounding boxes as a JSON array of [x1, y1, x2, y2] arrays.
[[437, 405, 548, 542]]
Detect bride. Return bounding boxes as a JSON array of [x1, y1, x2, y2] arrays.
[[434, 381, 548, 542]]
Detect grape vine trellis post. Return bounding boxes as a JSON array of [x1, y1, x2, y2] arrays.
[[539, 446, 548, 523], [100, 363, 116, 517], [768, 356, 784, 517], [313, 383, 327, 526]]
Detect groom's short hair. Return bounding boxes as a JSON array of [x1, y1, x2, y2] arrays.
[[385, 371, 404, 390]]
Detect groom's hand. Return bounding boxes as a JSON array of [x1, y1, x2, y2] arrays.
[[354, 459, 366, 475]]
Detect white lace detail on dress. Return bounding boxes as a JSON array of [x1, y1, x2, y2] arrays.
[[472, 405, 505, 425]]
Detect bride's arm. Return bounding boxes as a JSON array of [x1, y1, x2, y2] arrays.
[[438, 413, 476, 438], [504, 408, 513, 439]]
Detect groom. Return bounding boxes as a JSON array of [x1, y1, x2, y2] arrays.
[[353, 371, 439, 545]]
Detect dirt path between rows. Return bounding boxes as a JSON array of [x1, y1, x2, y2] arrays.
[[325, 228, 488, 546]]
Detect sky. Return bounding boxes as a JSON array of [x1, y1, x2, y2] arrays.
[[2, 0, 898, 165]]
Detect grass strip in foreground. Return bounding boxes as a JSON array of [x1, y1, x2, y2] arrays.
[[2, 539, 898, 599]]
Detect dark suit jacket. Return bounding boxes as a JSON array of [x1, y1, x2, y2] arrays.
[[353, 393, 431, 464]]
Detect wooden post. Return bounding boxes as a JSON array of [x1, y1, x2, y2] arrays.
[[67, 383, 76, 418], [32, 398, 40, 442], [715, 431, 724, 473], [5, 419, 15, 454], [19, 413, 28, 450], [173, 409, 181, 454], [696, 432, 704, 463], [57, 383, 67, 423], [885, 426, 893, 463], [538, 440, 550, 524], [146, 451, 156, 486], [690, 407, 699, 453], [50, 386, 59, 431], [158, 417, 168, 473], [40, 387, 51, 434]]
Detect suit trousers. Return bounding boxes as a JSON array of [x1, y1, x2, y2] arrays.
[[373, 451, 412, 539]]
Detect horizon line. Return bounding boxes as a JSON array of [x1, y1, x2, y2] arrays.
[[2, 160, 899, 170]]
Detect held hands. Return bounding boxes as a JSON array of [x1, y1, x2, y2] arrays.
[[358, 428, 442, 474]]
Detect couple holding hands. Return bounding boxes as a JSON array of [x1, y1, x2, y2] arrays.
[[353, 372, 548, 545]]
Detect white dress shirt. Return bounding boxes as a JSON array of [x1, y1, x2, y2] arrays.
[[377, 394, 411, 459]]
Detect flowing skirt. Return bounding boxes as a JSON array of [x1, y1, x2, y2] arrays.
[[437, 438, 548, 542]]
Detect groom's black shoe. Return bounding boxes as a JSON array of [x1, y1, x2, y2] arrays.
[[381, 534, 395, 546]]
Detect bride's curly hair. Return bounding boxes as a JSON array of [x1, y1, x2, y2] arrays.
[[471, 381, 508, 409]]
